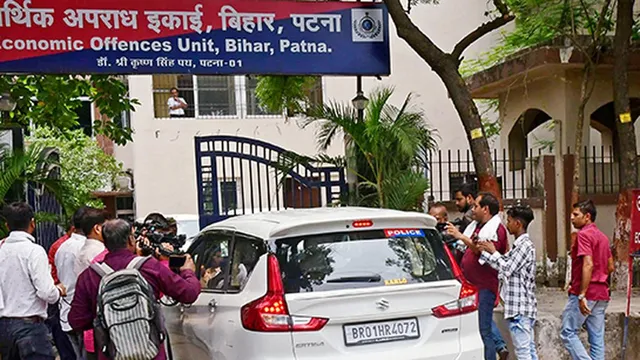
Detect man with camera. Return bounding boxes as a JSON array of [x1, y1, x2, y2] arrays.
[[134, 213, 188, 271], [430, 203, 462, 262], [69, 219, 200, 360], [428, 202, 448, 224]]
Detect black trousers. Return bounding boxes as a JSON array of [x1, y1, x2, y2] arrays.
[[44, 304, 75, 360]]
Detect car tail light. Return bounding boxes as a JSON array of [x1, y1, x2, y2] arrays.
[[431, 244, 478, 318], [352, 219, 373, 228], [241, 254, 328, 332]]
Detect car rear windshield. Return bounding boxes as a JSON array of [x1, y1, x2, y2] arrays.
[[274, 228, 454, 294]]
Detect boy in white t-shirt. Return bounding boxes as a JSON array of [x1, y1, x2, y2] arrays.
[[167, 87, 187, 117]]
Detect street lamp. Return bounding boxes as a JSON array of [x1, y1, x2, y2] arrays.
[[352, 76, 368, 124], [0, 93, 16, 112], [351, 91, 369, 112]]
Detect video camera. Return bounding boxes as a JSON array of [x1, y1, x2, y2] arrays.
[[133, 214, 187, 268], [436, 217, 465, 263], [436, 218, 464, 244]]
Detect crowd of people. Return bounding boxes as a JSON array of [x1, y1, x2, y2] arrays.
[[0, 185, 618, 360], [429, 184, 615, 360], [0, 203, 201, 360]]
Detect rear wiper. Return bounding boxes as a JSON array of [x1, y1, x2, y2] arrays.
[[326, 274, 382, 283]]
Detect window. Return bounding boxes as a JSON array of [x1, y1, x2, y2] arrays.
[[245, 76, 278, 116], [275, 229, 454, 294], [152, 75, 323, 119], [115, 196, 134, 222], [114, 109, 131, 130], [190, 230, 232, 292], [197, 76, 236, 116], [73, 100, 93, 137], [228, 234, 267, 292], [153, 75, 196, 118], [220, 180, 238, 213]]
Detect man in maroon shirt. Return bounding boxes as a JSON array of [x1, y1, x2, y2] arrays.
[[69, 219, 201, 360], [447, 192, 509, 360], [560, 200, 614, 360]]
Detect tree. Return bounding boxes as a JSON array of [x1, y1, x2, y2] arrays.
[[26, 127, 124, 215], [254, 76, 318, 118], [381, 0, 514, 198], [0, 75, 138, 145], [611, 0, 636, 287], [257, 1, 512, 198], [278, 86, 438, 211], [0, 143, 71, 237], [466, 0, 635, 286]]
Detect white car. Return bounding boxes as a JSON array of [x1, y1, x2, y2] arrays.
[[163, 207, 483, 360]]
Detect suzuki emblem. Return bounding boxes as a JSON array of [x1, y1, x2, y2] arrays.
[[376, 298, 390, 310]]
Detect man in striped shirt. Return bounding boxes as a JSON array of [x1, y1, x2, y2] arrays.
[[478, 205, 538, 360]]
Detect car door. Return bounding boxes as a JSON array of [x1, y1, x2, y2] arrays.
[[201, 233, 269, 359], [178, 231, 268, 359], [164, 228, 234, 360]]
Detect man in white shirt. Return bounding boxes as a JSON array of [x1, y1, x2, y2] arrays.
[[0, 202, 66, 360], [55, 208, 88, 359], [167, 87, 187, 117], [74, 208, 106, 276]]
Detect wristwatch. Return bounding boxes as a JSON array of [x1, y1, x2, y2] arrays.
[[578, 294, 585, 301]]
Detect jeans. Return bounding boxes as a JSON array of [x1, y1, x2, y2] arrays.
[[0, 318, 56, 360], [45, 303, 75, 360], [560, 295, 608, 360], [508, 315, 538, 360], [492, 322, 507, 352], [478, 289, 506, 360]]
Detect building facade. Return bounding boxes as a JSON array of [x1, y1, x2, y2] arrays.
[[115, 0, 502, 221]]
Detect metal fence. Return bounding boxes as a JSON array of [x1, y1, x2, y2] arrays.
[[425, 146, 622, 202], [27, 184, 64, 251], [570, 146, 620, 195], [426, 148, 548, 202]]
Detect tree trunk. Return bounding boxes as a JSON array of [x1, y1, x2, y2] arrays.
[[571, 63, 594, 206], [436, 61, 501, 198], [383, 0, 502, 199], [612, 0, 637, 289]]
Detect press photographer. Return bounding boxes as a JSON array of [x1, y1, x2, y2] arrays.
[[429, 202, 464, 263], [134, 213, 188, 271]]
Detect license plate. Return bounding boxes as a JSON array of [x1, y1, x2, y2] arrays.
[[343, 318, 420, 346]]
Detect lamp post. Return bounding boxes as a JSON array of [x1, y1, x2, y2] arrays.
[[346, 76, 369, 199], [351, 76, 369, 122], [0, 93, 16, 113], [0, 92, 22, 153]]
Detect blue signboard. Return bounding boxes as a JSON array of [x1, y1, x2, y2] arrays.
[[0, 0, 390, 75]]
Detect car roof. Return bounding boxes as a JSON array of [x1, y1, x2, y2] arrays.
[[201, 207, 437, 239], [136, 214, 199, 223]]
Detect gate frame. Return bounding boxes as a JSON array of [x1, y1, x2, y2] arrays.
[[195, 135, 347, 229]]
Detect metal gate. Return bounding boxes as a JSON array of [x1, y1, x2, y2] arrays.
[[195, 135, 347, 229], [27, 184, 64, 250]]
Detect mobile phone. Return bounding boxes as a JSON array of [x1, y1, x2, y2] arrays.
[[169, 255, 186, 269]]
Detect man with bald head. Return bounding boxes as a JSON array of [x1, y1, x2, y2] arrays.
[[429, 202, 448, 224]]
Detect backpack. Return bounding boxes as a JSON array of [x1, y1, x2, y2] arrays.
[[90, 256, 165, 360]]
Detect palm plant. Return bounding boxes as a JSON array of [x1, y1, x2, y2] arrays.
[[299, 86, 438, 211], [0, 144, 71, 237]]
